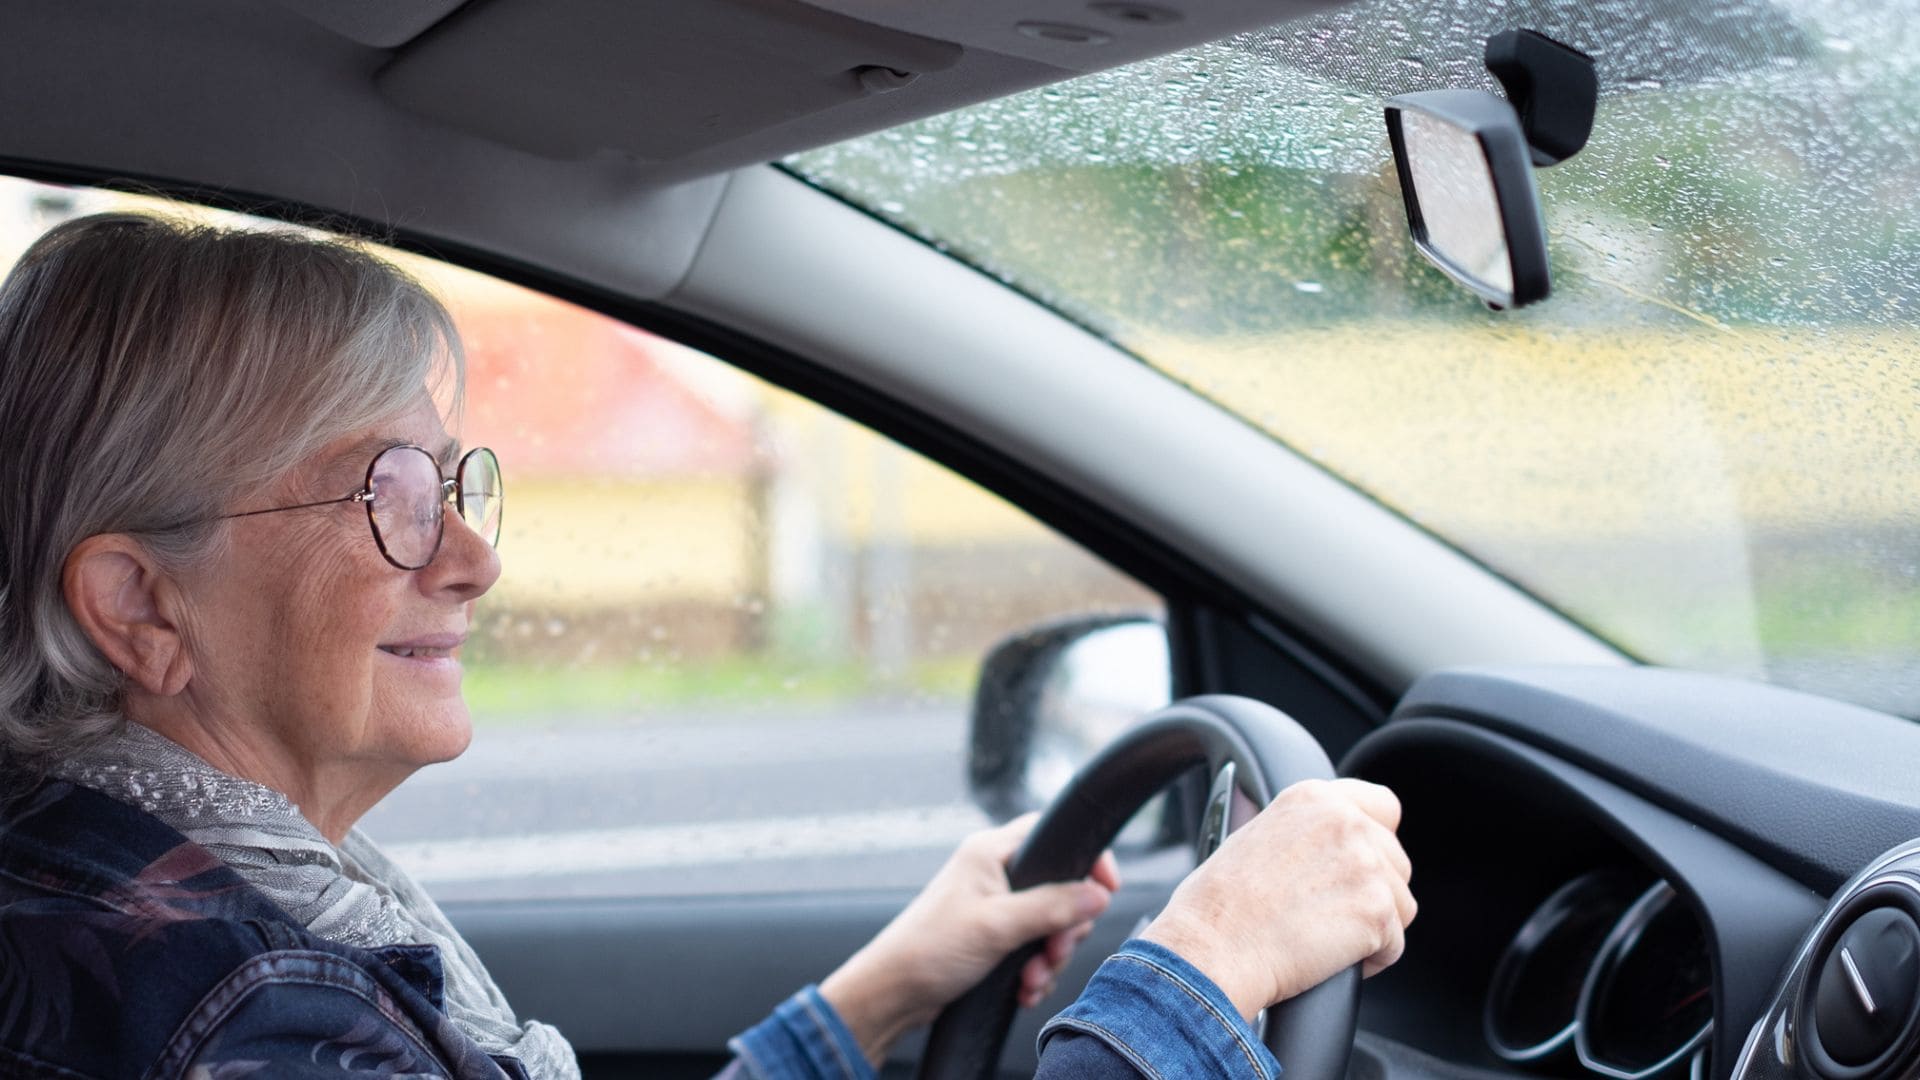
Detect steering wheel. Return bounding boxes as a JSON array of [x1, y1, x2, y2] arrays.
[[916, 695, 1361, 1080]]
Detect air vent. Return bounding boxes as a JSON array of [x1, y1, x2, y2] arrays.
[[1800, 882, 1920, 1080]]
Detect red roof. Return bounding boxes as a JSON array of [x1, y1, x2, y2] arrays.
[[452, 293, 759, 479]]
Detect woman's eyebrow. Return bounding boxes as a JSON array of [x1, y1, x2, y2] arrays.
[[326, 436, 405, 485], [328, 437, 392, 479], [322, 436, 460, 488]]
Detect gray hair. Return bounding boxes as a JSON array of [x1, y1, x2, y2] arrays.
[[0, 213, 463, 773]]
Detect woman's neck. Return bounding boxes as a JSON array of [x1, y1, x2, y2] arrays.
[[121, 696, 406, 845]]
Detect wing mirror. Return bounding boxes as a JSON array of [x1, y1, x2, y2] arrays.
[[1385, 29, 1595, 309], [967, 614, 1171, 831]]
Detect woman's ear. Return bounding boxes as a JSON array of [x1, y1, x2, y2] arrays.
[[62, 535, 193, 697]]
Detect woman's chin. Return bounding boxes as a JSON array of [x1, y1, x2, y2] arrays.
[[413, 710, 474, 765], [408, 699, 472, 764], [369, 687, 476, 767]]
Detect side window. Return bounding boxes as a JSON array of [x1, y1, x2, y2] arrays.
[[367, 258, 1168, 900], [0, 177, 1167, 900]]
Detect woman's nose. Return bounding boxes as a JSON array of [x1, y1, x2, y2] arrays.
[[420, 505, 502, 600]]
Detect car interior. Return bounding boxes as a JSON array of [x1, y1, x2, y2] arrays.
[[3, 1, 1919, 1079]]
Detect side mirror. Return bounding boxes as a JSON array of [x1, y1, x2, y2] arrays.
[[1385, 88, 1551, 309], [968, 614, 1170, 825]]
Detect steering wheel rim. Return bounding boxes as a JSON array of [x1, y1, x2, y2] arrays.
[[916, 694, 1361, 1080]]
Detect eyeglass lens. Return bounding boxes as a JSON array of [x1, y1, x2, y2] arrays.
[[458, 447, 504, 549], [368, 446, 446, 570], [367, 445, 504, 570]]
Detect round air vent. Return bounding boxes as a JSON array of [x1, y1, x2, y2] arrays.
[[1800, 881, 1920, 1080]]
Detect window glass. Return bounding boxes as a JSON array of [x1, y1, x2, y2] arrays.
[[786, 0, 1920, 719], [0, 178, 1165, 899]]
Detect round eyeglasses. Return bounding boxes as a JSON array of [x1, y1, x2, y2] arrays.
[[219, 445, 503, 570]]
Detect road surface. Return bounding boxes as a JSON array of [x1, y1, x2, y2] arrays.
[[359, 704, 990, 901]]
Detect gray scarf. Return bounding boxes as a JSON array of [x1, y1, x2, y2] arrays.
[[54, 722, 579, 1080]]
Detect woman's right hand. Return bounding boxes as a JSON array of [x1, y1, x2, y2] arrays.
[[1138, 777, 1417, 1021]]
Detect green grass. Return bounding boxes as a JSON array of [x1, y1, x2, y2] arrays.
[[461, 654, 979, 726], [1755, 581, 1920, 653], [1556, 558, 1920, 667]]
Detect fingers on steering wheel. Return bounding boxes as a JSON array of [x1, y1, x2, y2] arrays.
[[1370, 820, 1412, 884], [983, 816, 1121, 914], [1362, 912, 1409, 978], [1043, 923, 1081, 970], [1368, 818, 1417, 927], [1021, 951, 1057, 1007], [1020, 891, 1103, 1009], [1392, 871, 1419, 929], [1028, 918, 1098, 1006], [1335, 778, 1403, 832], [1360, 874, 1417, 980], [978, 812, 1043, 864]]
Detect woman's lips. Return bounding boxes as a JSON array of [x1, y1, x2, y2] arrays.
[[376, 633, 465, 665], [377, 644, 456, 659]]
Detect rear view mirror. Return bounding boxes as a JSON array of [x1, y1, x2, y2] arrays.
[[1385, 89, 1550, 309]]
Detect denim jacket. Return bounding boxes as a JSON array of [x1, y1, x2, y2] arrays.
[[0, 779, 1275, 1079]]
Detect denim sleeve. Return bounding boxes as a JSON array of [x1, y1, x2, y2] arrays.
[[1036, 938, 1280, 1080], [725, 985, 876, 1080]]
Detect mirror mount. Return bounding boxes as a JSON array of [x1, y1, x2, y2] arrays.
[[1485, 29, 1597, 168]]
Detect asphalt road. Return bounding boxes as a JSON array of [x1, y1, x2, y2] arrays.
[[358, 704, 992, 901]]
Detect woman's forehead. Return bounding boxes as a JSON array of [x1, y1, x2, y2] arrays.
[[324, 432, 461, 472], [315, 406, 459, 486]]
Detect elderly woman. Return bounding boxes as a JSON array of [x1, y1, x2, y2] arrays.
[[0, 215, 1415, 1079]]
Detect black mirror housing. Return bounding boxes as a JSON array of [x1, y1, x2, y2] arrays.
[[1485, 28, 1598, 168], [967, 613, 1169, 824], [1385, 88, 1552, 309]]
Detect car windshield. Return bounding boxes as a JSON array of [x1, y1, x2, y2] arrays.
[[787, 0, 1920, 719]]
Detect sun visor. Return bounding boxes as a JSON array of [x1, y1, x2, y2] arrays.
[[378, 0, 964, 161], [791, 0, 1353, 73]]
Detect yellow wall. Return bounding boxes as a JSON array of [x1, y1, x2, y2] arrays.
[[761, 387, 1061, 546], [1148, 325, 1920, 539], [491, 478, 757, 608]]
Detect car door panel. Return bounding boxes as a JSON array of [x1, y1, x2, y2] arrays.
[[450, 884, 1179, 1078]]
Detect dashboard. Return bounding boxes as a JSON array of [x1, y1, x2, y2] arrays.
[[1336, 666, 1920, 1080]]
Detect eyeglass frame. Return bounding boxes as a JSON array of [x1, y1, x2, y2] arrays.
[[215, 443, 502, 571]]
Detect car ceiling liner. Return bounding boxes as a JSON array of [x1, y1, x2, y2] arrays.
[[265, 0, 469, 49], [342, 0, 1363, 176]]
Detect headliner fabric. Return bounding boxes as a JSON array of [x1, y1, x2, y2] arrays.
[[267, 0, 468, 48], [378, 0, 964, 160]]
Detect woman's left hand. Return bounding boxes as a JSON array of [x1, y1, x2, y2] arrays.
[[818, 813, 1122, 1067]]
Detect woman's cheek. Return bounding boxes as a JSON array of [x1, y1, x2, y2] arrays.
[[284, 545, 401, 748]]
